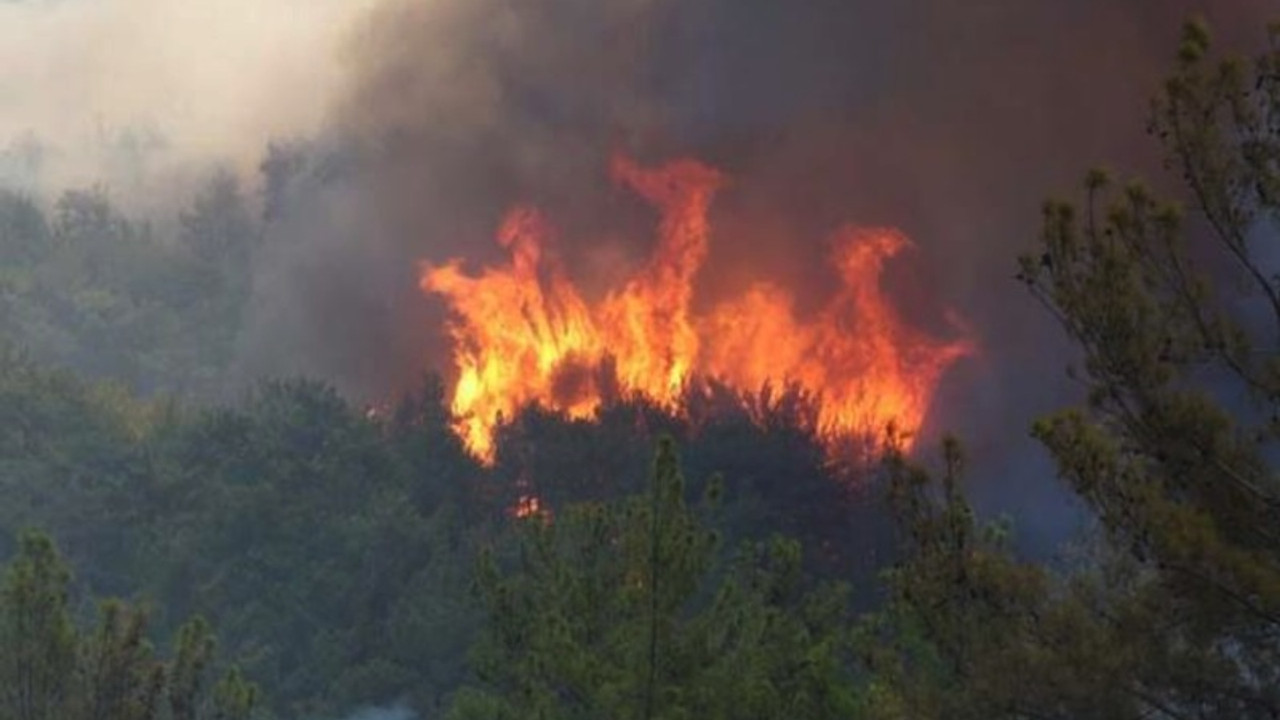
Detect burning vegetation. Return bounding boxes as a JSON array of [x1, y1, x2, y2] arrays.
[[421, 154, 975, 461], [3, 3, 1280, 718]]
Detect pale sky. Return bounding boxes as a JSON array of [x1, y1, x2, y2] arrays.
[[0, 0, 377, 190]]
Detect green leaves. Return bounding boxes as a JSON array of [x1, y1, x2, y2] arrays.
[[453, 436, 857, 720], [0, 173, 257, 398], [0, 531, 76, 720], [76, 600, 163, 720], [1007, 15, 1280, 719], [0, 532, 256, 720]]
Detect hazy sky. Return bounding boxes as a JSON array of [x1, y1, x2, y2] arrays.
[[0, 0, 373, 191]]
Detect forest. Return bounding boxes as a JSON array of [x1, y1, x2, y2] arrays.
[[1, 12, 1279, 720]]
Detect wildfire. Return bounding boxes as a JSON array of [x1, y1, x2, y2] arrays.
[[512, 495, 546, 520], [420, 154, 974, 462]]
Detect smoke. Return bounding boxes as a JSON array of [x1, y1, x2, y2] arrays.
[[233, 0, 681, 397], [228, 0, 1277, 548], [0, 0, 372, 203], [8, 0, 1274, 543]]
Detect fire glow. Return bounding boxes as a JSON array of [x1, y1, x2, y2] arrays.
[[420, 154, 974, 462]]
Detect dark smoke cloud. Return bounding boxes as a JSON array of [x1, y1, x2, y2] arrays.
[[239, 0, 1275, 546]]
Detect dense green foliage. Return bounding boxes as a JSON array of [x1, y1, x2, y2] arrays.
[[1, 14, 1278, 720], [0, 530, 255, 720], [450, 437, 857, 719], [0, 345, 880, 717], [0, 173, 255, 397], [0, 353, 486, 717]]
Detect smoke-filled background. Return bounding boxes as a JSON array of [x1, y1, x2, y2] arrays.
[[0, 0, 374, 198], [3, 0, 1275, 547]]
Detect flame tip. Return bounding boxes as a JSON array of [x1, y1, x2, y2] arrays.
[[421, 154, 973, 463]]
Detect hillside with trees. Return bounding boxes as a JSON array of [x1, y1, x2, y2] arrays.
[[0, 15, 1276, 720]]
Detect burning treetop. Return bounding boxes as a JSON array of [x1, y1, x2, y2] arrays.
[[421, 154, 974, 461]]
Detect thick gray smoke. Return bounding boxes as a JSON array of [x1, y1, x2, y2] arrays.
[[9, 0, 1270, 544], [232, 0, 1274, 546]]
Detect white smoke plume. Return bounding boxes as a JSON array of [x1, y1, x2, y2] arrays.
[[0, 0, 375, 201]]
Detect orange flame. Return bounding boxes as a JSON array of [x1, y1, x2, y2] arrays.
[[512, 495, 547, 520], [420, 154, 974, 462]]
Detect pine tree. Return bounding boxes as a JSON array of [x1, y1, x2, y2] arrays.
[[448, 436, 857, 719], [0, 531, 257, 720], [74, 600, 165, 720], [867, 18, 1280, 719], [0, 531, 76, 720], [1016, 18, 1280, 717]]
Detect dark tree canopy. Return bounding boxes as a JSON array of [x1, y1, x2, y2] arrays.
[[865, 18, 1280, 720]]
